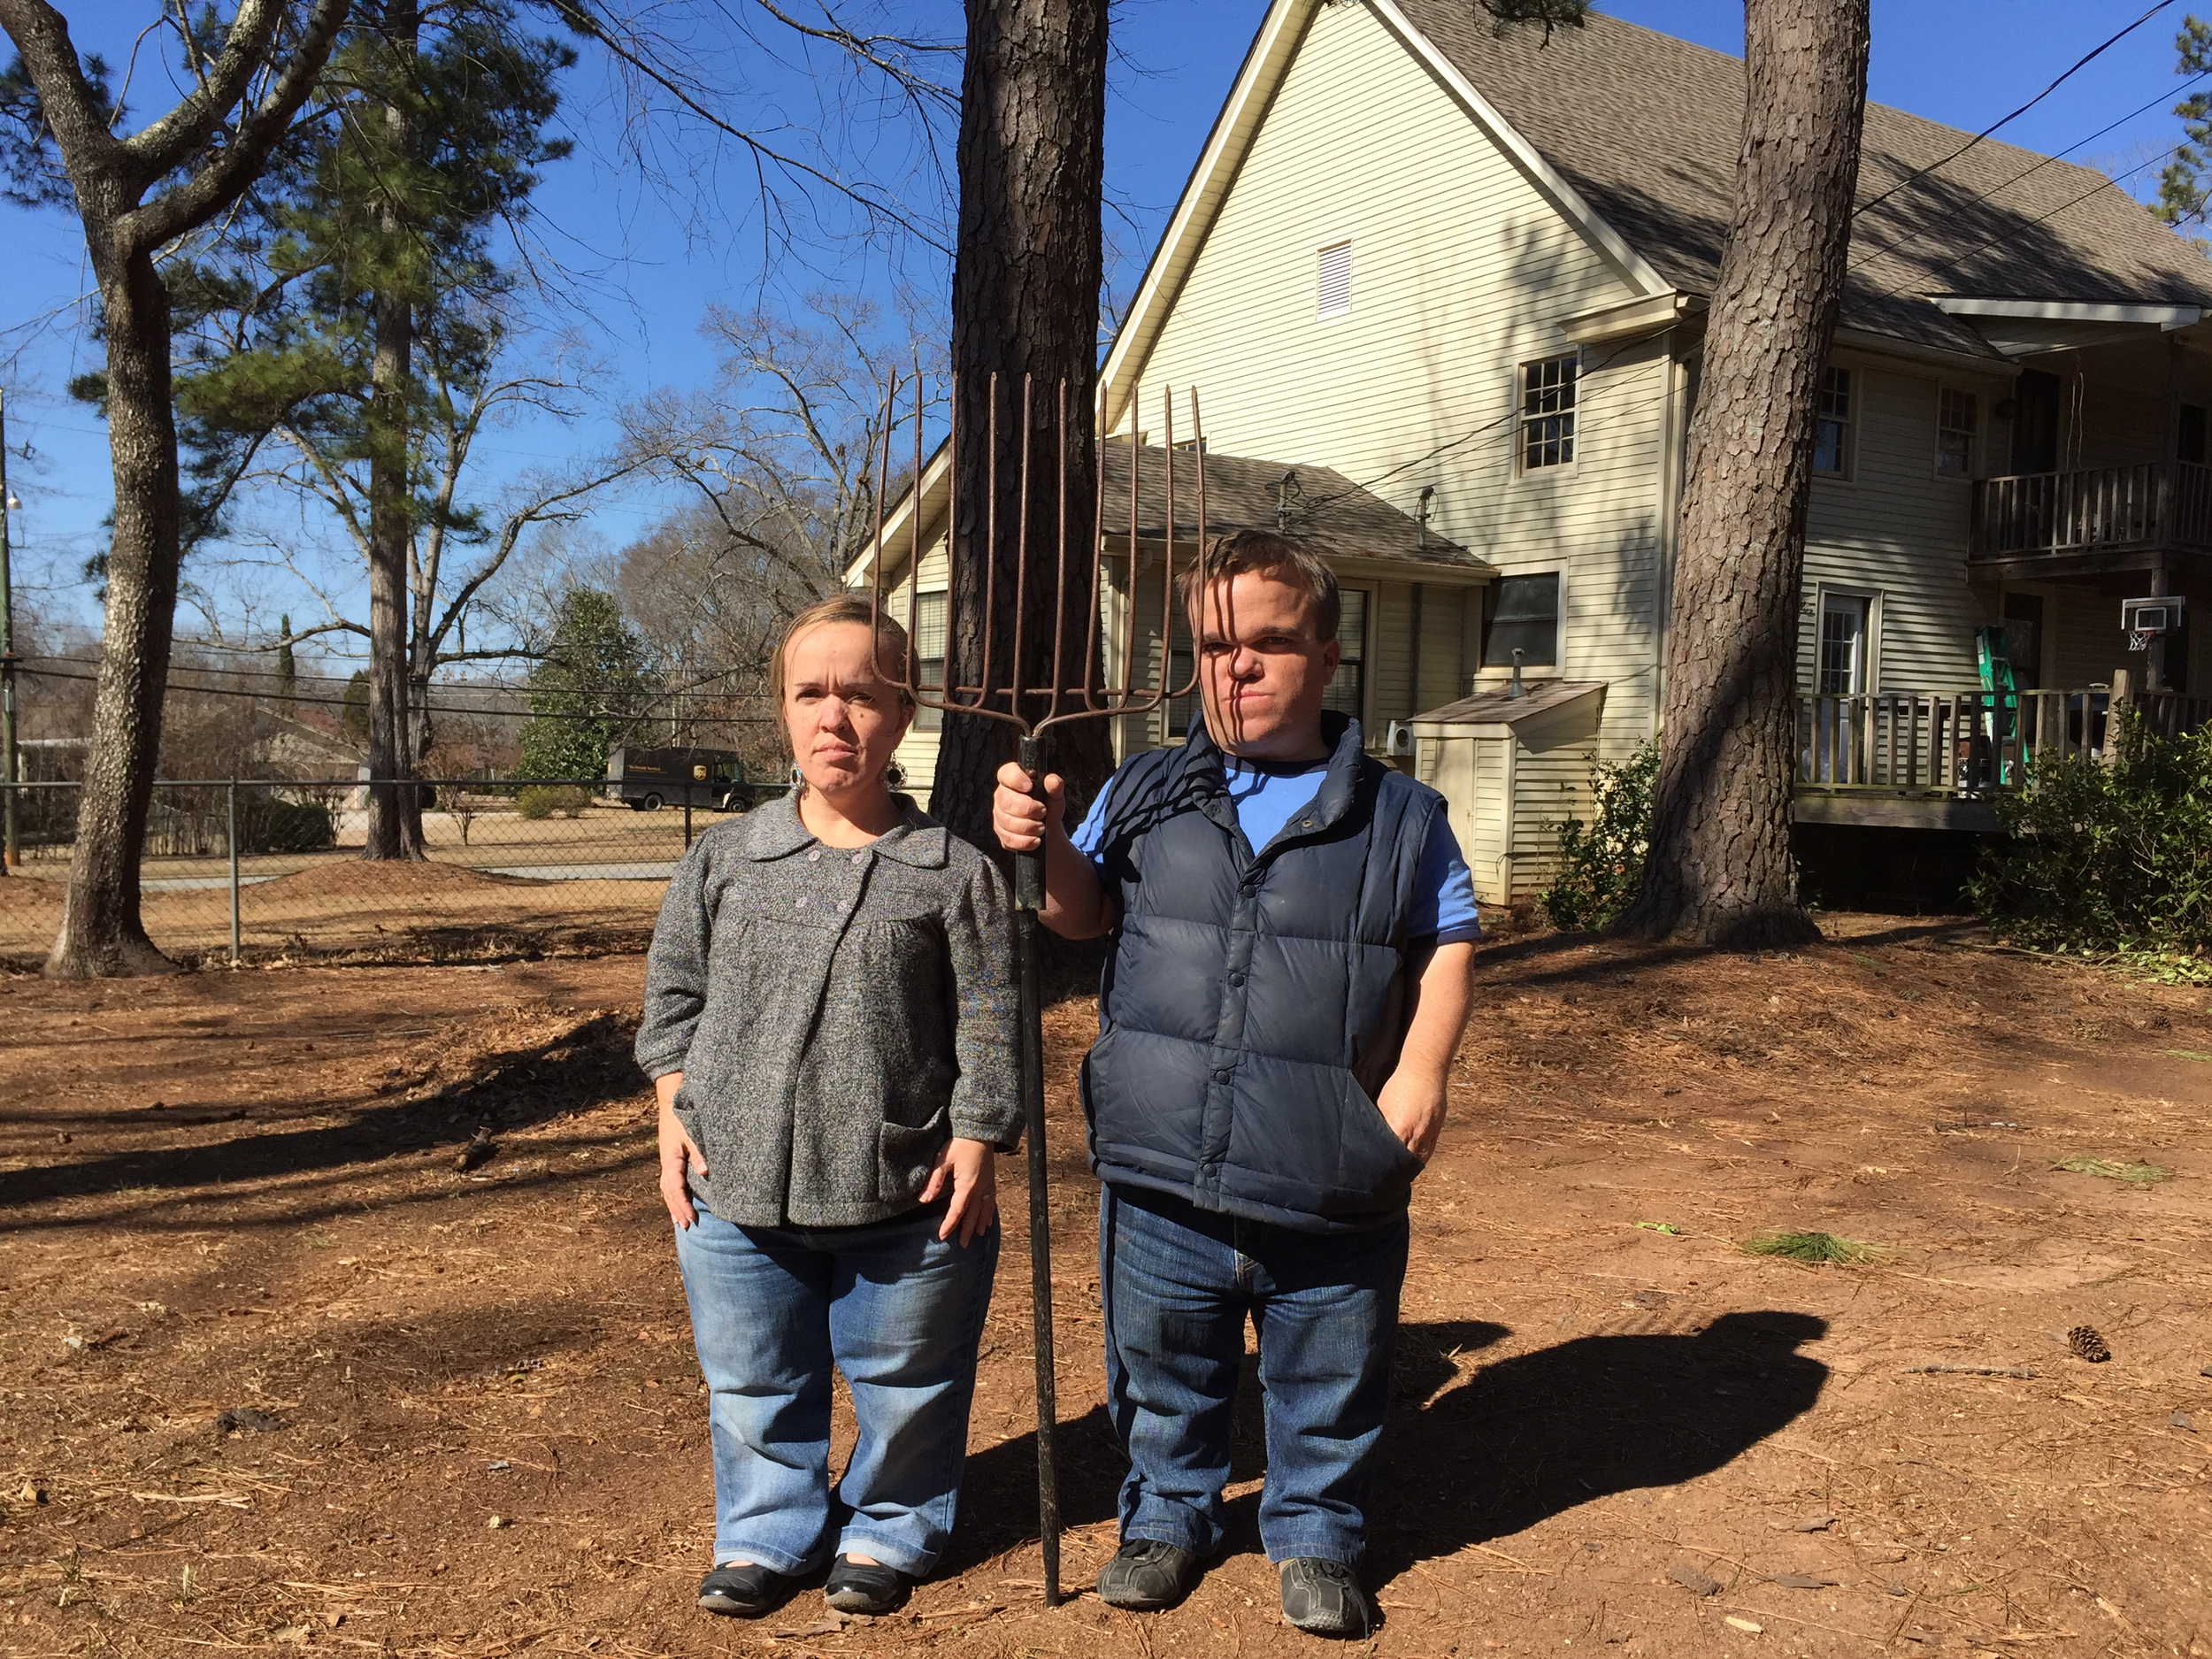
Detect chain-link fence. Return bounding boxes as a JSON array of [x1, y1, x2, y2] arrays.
[[0, 778, 789, 968]]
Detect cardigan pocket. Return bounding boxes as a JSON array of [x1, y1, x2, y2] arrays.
[[877, 1104, 952, 1204]]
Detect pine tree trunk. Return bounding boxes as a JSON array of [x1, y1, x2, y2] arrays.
[[1616, 0, 1869, 948], [46, 242, 183, 976], [931, 0, 1113, 848], [363, 6, 426, 861]]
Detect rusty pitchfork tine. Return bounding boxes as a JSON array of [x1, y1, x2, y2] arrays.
[[863, 378, 1210, 1609]]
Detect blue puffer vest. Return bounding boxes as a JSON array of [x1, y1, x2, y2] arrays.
[[1079, 712, 1445, 1233]]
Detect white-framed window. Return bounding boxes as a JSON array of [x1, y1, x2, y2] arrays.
[[1322, 588, 1368, 718], [1816, 590, 1873, 694], [1317, 241, 1352, 321], [910, 590, 947, 731], [1813, 366, 1854, 478], [1483, 572, 1560, 669], [1937, 387, 1978, 479], [1518, 354, 1578, 472]]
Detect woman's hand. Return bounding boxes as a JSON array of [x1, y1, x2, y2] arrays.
[[919, 1136, 998, 1246], [655, 1072, 708, 1228]]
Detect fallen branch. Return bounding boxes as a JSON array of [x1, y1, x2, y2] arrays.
[[129, 1491, 251, 1508], [1900, 1364, 2038, 1379]]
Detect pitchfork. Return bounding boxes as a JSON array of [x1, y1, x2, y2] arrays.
[[869, 372, 1203, 1607]]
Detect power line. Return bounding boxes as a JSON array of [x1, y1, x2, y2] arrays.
[[20, 652, 776, 707], [1852, 0, 2177, 223], [1851, 70, 2212, 273]]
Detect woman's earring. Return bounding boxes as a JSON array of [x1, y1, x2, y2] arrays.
[[883, 759, 907, 791], [787, 763, 804, 790]]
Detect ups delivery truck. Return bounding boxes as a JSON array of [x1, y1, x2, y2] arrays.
[[604, 747, 770, 812]]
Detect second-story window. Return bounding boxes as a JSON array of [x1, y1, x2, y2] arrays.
[[1937, 388, 1978, 478], [1814, 366, 1853, 477], [1519, 353, 1578, 471], [1317, 241, 1351, 321]]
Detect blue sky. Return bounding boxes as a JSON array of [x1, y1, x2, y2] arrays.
[[4, 0, 2206, 650]]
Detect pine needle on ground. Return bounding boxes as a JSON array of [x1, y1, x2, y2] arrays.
[[1739, 1230, 1884, 1264], [2051, 1156, 2169, 1184]]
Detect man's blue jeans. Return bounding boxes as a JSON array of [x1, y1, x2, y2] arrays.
[[1100, 1185, 1408, 1567], [672, 1202, 998, 1576]]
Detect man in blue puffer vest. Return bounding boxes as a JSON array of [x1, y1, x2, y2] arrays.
[[994, 528, 1478, 1638]]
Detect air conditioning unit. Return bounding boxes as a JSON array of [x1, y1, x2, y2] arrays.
[[1384, 720, 1414, 757]]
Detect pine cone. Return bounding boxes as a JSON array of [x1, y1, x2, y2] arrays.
[[2068, 1325, 2110, 1363]]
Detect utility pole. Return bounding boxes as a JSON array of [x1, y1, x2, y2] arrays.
[[1, 387, 19, 875]]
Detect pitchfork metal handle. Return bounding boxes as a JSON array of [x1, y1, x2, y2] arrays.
[[1015, 735, 1048, 912], [1013, 742, 1061, 1604]]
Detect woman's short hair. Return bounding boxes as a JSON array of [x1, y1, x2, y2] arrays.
[[769, 596, 916, 711], [1173, 527, 1342, 642]]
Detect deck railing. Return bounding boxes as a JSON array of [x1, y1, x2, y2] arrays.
[[1796, 687, 2212, 793], [1971, 459, 2212, 559]]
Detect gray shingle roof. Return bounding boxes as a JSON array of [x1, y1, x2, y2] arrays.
[[1102, 440, 1487, 569], [1394, 2, 2212, 357]]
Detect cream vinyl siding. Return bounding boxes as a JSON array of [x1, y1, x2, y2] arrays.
[[1110, 0, 1667, 763], [1799, 359, 2003, 695], [887, 541, 950, 809]]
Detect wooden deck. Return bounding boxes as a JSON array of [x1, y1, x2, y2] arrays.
[[1791, 687, 2211, 832]]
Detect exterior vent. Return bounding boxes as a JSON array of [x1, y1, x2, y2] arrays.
[[1317, 241, 1351, 320]]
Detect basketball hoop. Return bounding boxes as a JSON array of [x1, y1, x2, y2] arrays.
[[2119, 595, 2183, 658], [2129, 629, 2156, 653]]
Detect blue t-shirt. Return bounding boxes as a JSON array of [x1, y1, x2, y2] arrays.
[[1071, 754, 1481, 946]]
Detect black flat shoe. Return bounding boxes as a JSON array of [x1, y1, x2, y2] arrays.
[[697, 1561, 794, 1617], [824, 1555, 910, 1615]]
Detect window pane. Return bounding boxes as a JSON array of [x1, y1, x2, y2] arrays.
[[1485, 573, 1559, 668], [1520, 355, 1578, 471], [1813, 417, 1847, 476], [912, 591, 948, 658], [1937, 388, 1976, 477], [1322, 589, 1366, 716], [1817, 596, 1867, 695], [1335, 588, 1367, 664]]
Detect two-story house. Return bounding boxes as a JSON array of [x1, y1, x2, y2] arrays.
[[857, 0, 2212, 903]]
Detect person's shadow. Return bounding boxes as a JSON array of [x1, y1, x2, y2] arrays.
[[946, 1310, 1828, 1585], [1365, 1311, 1830, 1579]]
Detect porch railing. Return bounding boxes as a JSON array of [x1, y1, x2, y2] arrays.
[[1795, 687, 2212, 793], [1971, 459, 2212, 559]]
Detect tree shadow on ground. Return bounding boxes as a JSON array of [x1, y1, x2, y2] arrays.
[[1, 1010, 641, 1218]]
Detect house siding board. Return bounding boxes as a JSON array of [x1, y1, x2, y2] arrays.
[[1119, 1, 1666, 771], [1798, 363, 1996, 696]]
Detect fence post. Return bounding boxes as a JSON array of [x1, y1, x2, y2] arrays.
[[227, 778, 241, 966], [683, 797, 693, 852]]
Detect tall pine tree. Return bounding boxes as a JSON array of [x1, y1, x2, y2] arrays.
[[175, 0, 573, 857]]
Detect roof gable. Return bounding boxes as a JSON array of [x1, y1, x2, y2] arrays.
[[1391, 1, 2212, 353], [1104, 0, 2212, 387]]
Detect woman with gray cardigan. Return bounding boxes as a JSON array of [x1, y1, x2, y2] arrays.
[[635, 597, 1020, 1620]]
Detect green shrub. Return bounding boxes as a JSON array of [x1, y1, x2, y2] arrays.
[[1969, 717, 2212, 954], [1540, 741, 1658, 930], [258, 798, 335, 853], [516, 783, 592, 820]]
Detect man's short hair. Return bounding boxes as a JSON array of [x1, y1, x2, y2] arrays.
[[1174, 527, 1341, 643]]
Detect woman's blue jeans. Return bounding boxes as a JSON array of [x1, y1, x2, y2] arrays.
[[1101, 1184, 1408, 1567], [673, 1202, 999, 1576]]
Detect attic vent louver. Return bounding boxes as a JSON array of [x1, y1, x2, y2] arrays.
[[1317, 241, 1351, 320]]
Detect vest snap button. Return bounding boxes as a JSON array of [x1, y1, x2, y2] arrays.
[[1211, 1068, 1231, 1084], [1228, 972, 1245, 987]]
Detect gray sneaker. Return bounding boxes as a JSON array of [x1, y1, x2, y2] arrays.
[[1096, 1539, 1199, 1610], [1279, 1558, 1375, 1638]]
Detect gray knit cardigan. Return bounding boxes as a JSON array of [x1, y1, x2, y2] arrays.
[[634, 792, 1021, 1227]]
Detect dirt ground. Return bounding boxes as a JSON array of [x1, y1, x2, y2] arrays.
[[4, 917, 2209, 1659]]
